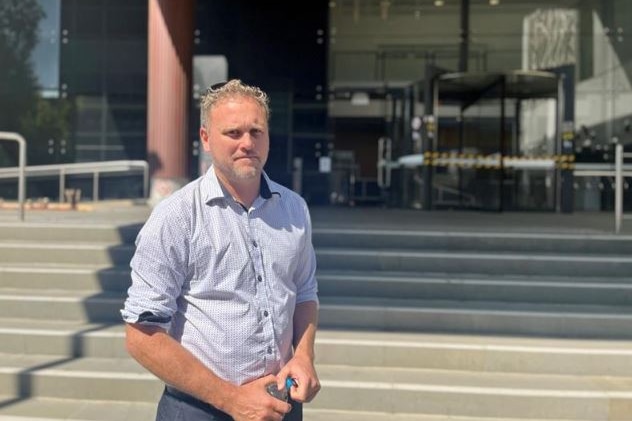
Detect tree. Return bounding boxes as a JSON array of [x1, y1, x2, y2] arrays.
[[0, 0, 43, 166], [0, 0, 72, 168]]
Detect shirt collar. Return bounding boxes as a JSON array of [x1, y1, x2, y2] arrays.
[[203, 165, 280, 205]]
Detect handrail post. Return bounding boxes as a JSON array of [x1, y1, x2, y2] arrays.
[[615, 143, 623, 233], [59, 167, 66, 203], [93, 171, 99, 202], [143, 162, 149, 199], [0, 131, 27, 221]]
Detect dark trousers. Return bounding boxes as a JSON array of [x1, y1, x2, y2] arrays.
[[156, 386, 303, 421]]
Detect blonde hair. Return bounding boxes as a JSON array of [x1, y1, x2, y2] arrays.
[[199, 79, 270, 128]]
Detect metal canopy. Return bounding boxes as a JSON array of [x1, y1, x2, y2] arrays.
[[437, 70, 559, 105]]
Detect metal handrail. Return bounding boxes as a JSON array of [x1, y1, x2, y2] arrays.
[[377, 148, 632, 232], [616, 145, 632, 233], [0, 131, 27, 221], [574, 144, 632, 233], [0, 159, 149, 203]]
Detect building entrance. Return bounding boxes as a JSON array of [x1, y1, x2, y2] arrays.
[[384, 70, 565, 211]]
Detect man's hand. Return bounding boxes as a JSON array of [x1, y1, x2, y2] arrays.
[[276, 354, 320, 403], [224, 375, 292, 421]]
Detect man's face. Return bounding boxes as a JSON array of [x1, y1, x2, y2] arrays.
[[200, 96, 269, 184]]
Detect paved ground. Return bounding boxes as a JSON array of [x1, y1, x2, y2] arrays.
[[0, 199, 629, 235]]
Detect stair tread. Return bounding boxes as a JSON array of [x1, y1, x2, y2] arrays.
[[313, 227, 632, 240], [0, 242, 132, 249], [0, 288, 123, 300], [304, 408, 579, 421], [1, 353, 631, 395], [0, 319, 122, 335], [1, 287, 631, 314], [3, 320, 632, 353], [1, 289, 631, 315], [317, 247, 632, 261], [0, 396, 155, 421], [320, 296, 632, 315], [0, 263, 127, 271], [0, 354, 150, 377], [4, 265, 631, 284], [317, 269, 632, 284], [318, 365, 632, 395], [0, 396, 574, 421], [316, 328, 632, 352]]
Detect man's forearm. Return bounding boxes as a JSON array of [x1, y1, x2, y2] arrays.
[[293, 300, 319, 360], [125, 323, 236, 412], [281, 300, 320, 402]]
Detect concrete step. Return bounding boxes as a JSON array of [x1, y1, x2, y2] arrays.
[[0, 396, 156, 421], [0, 319, 128, 359], [3, 321, 632, 377], [0, 265, 129, 292], [1, 354, 630, 420], [318, 270, 632, 305], [304, 411, 578, 421], [315, 329, 632, 377], [0, 354, 162, 402], [4, 264, 632, 307], [319, 297, 632, 339], [0, 222, 140, 244], [3, 288, 632, 338], [1, 213, 630, 420], [313, 228, 632, 254], [316, 248, 632, 277], [4, 221, 630, 256], [3, 236, 631, 277], [0, 243, 133, 266], [7, 222, 631, 257], [313, 365, 632, 420], [0, 396, 569, 421], [0, 289, 123, 323]]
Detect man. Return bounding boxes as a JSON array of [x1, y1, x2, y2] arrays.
[[121, 79, 320, 421]]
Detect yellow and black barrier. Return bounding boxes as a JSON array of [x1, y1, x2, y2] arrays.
[[421, 152, 576, 170]]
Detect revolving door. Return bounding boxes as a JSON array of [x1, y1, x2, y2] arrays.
[[427, 70, 562, 211]]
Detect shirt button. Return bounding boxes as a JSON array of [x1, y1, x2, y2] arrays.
[[252, 240, 258, 248], [267, 346, 273, 354], [257, 275, 262, 282], [263, 310, 269, 317]]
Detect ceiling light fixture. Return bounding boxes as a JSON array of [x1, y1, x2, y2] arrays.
[[350, 92, 370, 106], [489, 0, 499, 5], [434, 0, 444, 7]]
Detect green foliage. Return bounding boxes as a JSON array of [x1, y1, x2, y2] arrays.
[[0, 0, 72, 167], [20, 97, 74, 165], [0, 0, 44, 130]]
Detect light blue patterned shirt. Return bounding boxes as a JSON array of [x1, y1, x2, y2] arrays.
[[121, 167, 318, 386]]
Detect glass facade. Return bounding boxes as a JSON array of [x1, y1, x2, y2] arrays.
[[60, 0, 148, 163], [32, 0, 61, 98], [1, 0, 630, 210], [328, 0, 632, 211]]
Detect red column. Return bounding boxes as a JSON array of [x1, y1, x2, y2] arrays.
[[147, 0, 195, 204]]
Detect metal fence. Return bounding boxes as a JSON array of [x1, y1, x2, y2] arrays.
[[0, 130, 148, 221]]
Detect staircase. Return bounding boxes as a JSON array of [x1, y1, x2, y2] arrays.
[[1, 210, 632, 420]]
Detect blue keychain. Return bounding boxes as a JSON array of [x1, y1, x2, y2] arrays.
[[266, 377, 297, 401]]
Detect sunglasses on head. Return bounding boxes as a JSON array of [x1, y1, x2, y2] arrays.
[[209, 81, 228, 91]]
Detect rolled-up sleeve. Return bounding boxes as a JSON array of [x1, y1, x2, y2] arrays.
[[294, 204, 319, 306], [121, 203, 190, 330]]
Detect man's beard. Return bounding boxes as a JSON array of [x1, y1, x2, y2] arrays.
[[217, 158, 263, 181]]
